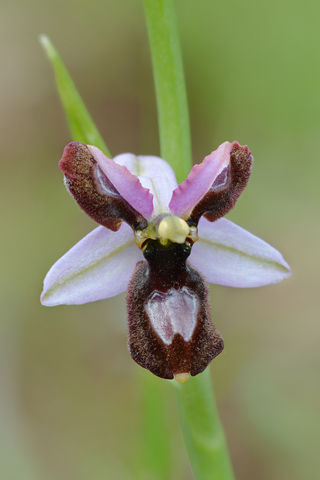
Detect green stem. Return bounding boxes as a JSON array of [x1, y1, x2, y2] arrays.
[[143, 0, 192, 183], [174, 370, 235, 480], [143, 1, 235, 479]]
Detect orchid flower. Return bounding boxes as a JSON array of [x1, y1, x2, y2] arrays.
[[41, 140, 290, 381]]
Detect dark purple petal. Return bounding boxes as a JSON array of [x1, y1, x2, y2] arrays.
[[59, 143, 150, 231], [88, 146, 155, 219], [191, 143, 252, 224], [169, 141, 253, 224], [169, 142, 232, 218], [126, 241, 224, 380], [190, 217, 291, 287], [41, 224, 143, 305]]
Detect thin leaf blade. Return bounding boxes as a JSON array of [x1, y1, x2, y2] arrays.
[[39, 34, 111, 157]]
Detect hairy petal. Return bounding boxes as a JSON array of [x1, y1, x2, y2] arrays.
[[88, 146, 154, 219], [41, 224, 143, 306], [169, 142, 252, 223], [169, 141, 233, 218], [190, 218, 291, 288], [59, 143, 150, 231], [114, 153, 178, 216]]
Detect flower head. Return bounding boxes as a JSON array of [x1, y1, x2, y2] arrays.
[[41, 141, 290, 381]]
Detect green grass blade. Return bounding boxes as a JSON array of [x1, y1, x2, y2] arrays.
[[39, 35, 111, 157], [137, 371, 171, 480]]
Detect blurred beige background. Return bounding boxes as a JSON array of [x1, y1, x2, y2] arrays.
[[0, 0, 319, 479]]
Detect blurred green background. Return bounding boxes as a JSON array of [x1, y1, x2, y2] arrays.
[[1, 0, 319, 479]]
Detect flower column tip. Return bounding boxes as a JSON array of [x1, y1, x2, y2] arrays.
[[158, 216, 190, 244]]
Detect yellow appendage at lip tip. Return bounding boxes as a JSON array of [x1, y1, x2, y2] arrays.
[[174, 373, 190, 383], [158, 216, 189, 244]]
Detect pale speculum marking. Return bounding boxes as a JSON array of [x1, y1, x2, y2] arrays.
[[145, 287, 199, 345]]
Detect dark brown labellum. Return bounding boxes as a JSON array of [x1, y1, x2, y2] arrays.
[[126, 240, 224, 379]]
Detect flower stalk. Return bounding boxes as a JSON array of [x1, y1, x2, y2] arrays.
[[143, 0, 192, 183], [143, 1, 235, 478], [174, 370, 235, 480]]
